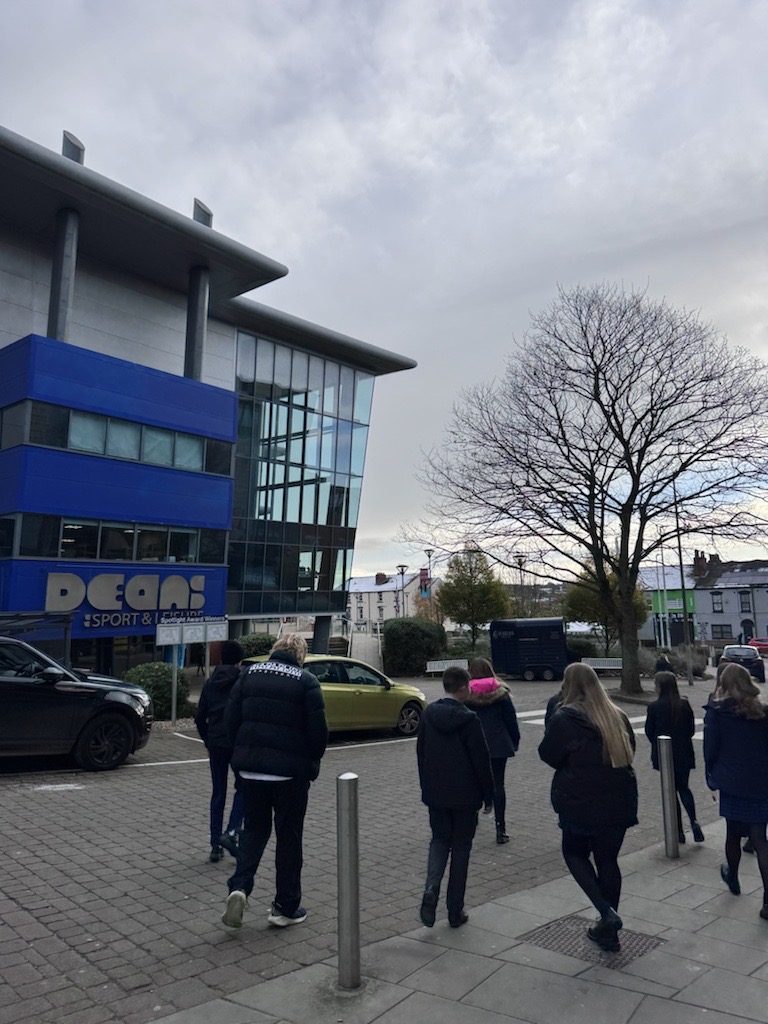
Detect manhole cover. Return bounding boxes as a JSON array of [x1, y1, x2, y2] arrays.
[[518, 914, 664, 970]]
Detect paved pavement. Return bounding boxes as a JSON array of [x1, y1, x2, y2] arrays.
[[0, 674, 749, 1024], [151, 819, 768, 1024]]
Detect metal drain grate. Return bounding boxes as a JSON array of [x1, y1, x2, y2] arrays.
[[518, 914, 664, 970]]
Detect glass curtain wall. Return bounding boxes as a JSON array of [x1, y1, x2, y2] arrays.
[[230, 333, 373, 615]]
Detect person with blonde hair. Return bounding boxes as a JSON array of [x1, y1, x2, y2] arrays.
[[538, 663, 638, 952], [221, 634, 328, 929], [704, 662, 768, 918]]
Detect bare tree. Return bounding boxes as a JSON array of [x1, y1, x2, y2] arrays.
[[422, 283, 768, 694]]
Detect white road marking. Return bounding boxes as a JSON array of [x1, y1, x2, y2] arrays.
[[129, 758, 209, 767], [29, 783, 85, 791], [174, 733, 204, 742]]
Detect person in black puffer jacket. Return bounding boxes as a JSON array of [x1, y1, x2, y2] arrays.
[[417, 666, 494, 930], [195, 640, 245, 863], [465, 657, 520, 845], [221, 634, 328, 931], [538, 663, 638, 953]]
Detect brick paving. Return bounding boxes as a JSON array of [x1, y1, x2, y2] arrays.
[[0, 676, 720, 1023]]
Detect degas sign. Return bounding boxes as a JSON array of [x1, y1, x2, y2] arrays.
[[45, 572, 206, 618]]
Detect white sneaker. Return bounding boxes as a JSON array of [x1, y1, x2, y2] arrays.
[[267, 902, 307, 927], [221, 890, 248, 928]]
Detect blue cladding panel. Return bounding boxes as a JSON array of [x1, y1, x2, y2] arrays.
[[0, 339, 32, 408], [0, 336, 237, 441], [0, 448, 232, 528], [0, 448, 23, 515], [0, 559, 228, 638]]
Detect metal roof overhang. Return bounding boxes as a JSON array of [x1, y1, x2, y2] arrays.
[[0, 125, 288, 302], [214, 296, 418, 377]]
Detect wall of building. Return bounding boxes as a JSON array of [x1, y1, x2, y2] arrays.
[[0, 226, 51, 346]]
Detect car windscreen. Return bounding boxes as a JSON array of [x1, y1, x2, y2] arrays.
[[724, 647, 758, 658]]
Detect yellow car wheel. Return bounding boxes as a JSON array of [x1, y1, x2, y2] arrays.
[[395, 702, 422, 736]]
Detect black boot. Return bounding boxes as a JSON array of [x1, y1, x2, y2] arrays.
[[587, 908, 622, 952], [419, 887, 438, 927], [496, 823, 510, 845]]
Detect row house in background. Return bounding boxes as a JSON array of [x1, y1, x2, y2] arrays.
[[691, 551, 768, 645], [346, 572, 422, 633]]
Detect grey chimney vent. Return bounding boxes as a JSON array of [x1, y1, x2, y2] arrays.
[[62, 131, 85, 164], [193, 199, 213, 227]]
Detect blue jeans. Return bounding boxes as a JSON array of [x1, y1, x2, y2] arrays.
[[425, 806, 478, 913], [208, 748, 244, 847]]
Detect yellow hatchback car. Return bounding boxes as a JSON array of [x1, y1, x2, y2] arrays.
[[243, 654, 427, 735]]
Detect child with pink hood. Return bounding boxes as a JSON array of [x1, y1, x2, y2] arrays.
[[466, 657, 520, 844]]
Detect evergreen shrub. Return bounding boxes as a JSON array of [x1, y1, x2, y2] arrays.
[[123, 662, 192, 720], [382, 618, 447, 676]]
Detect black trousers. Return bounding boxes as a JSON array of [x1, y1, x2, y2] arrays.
[[425, 806, 478, 913], [227, 777, 309, 914], [207, 748, 244, 847]]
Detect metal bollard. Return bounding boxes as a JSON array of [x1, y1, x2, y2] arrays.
[[337, 772, 361, 989], [658, 735, 680, 859]]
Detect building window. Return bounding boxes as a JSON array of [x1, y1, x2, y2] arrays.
[[60, 519, 99, 559], [142, 426, 174, 467], [711, 592, 723, 613], [99, 524, 135, 560], [29, 402, 68, 447], [136, 525, 168, 561], [106, 419, 141, 460], [69, 411, 107, 454], [22, 401, 231, 475], [357, 606, 365, 621], [739, 591, 752, 613], [711, 624, 732, 640], [19, 514, 60, 558], [199, 529, 227, 564], [205, 439, 232, 475], [0, 517, 15, 558]]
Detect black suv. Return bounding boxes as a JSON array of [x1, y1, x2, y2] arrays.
[[0, 636, 153, 770], [722, 644, 766, 684]]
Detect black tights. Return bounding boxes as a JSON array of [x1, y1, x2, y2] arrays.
[[675, 769, 698, 832], [725, 820, 768, 904], [561, 827, 627, 916]]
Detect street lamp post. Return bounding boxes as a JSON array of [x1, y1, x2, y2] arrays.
[[515, 554, 525, 617], [424, 548, 434, 620], [672, 480, 694, 687], [396, 564, 408, 619]]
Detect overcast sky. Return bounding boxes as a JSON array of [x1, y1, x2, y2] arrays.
[[2, 0, 767, 579]]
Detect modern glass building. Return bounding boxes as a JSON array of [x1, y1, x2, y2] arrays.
[[229, 336, 371, 618], [0, 124, 415, 667]]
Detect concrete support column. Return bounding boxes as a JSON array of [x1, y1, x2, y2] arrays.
[[184, 198, 213, 381], [47, 207, 80, 341], [312, 614, 332, 654], [184, 265, 210, 380]]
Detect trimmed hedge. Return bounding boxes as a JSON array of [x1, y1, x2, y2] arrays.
[[566, 635, 598, 660], [382, 618, 447, 676], [123, 662, 192, 720], [238, 632, 277, 658]]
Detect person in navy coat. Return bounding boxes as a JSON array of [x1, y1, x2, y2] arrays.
[[704, 662, 768, 918]]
